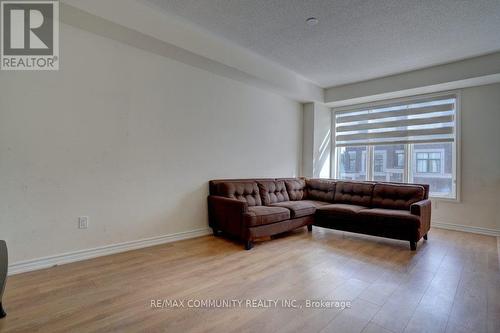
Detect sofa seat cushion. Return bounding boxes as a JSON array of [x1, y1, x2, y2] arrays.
[[244, 206, 291, 227], [270, 200, 330, 218], [316, 203, 368, 221], [358, 208, 420, 228]]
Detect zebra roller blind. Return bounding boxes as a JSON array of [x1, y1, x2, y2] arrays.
[[334, 94, 456, 147]]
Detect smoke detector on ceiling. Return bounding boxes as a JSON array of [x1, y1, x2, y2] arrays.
[[306, 17, 319, 26]]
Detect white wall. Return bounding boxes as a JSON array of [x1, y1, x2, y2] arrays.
[[313, 104, 331, 178], [61, 1, 323, 103], [0, 23, 302, 264], [324, 52, 500, 107], [302, 104, 315, 177], [302, 103, 331, 178], [432, 83, 500, 233]]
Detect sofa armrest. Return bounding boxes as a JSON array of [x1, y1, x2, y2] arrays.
[[410, 199, 431, 216], [410, 199, 431, 238], [208, 196, 248, 237], [208, 196, 248, 213]]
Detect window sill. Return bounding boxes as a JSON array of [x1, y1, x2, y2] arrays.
[[430, 196, 460, 203]]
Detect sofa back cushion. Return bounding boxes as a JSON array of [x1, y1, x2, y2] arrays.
[[372, 183, 425, 210], [285, 179, 307, 201], [209, 178, 275, 195], [379, 182, 430, 200], [334, 181, 374, 206], [258, 180, 290, 205], [306, 179, 336, 202], [216, 181, 262, 206]]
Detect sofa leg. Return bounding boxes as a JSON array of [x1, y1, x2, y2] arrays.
[[307, 224, 313, 232], [423, 233, 428, 240], [212, 228, 220, 237], [245, 241, 253, 250], [410, 241, 417, 251], [0, 302, 6, 318]]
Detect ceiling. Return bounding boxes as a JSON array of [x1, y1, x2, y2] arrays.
[[144, 0, 500, 88]]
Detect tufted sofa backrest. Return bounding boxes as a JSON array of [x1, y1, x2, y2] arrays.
[[372, 183, 425, 210], [216, 181, 262, 206], [258, 180, 290, 205], [380, 182, 430, 200], [209, 178, 275, 195], [210, 178, 428, 210], [334, 181, 375, 207], [306, 179, 336, 202], [284, 178, 307, 200]]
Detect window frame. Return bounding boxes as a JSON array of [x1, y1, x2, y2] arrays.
[[331, 91, 461, 201], [361, 150, 367, 173]]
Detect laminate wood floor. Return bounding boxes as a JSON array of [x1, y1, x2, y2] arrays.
[[1, 227, 499, 333]]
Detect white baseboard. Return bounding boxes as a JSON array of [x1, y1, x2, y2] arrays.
[[8, 223, 497, 276], [8, 228, 212, 276], [432, 221, 500, 237]]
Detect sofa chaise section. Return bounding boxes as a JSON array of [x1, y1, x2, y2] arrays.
[[314, 182, 430, 250]]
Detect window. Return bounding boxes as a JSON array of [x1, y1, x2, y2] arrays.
[[415, 152, 441, 173], [374, 153, 385, 172], [347, 151, 356, 172], [334, 93, 458, 199], [395, 150, 404, 169], [411, 143, 453, 197], [338, 146, 367, 181], [361, 151, 366, 173], [373, 144, 405, 182]]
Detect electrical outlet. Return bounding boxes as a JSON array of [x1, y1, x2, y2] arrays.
[[78, 216, 89, 229]]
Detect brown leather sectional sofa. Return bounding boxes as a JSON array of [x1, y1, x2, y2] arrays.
[[208, 178, 431, 251]]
